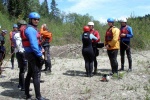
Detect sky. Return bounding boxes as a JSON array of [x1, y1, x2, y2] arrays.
[[39, 0, 150, 23]]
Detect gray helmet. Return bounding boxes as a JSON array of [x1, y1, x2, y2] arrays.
[[17, 20, 27, 25]]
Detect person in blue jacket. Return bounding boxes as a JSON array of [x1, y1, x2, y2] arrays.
[[119, 18, 133, 72], [24, 12, 46, 100], [82, 26, 98, 77]]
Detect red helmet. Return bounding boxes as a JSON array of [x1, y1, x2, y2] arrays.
[[83, 26, 90, 32]]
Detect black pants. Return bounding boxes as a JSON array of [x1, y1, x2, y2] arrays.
[[25, 53, 42, 98], [11, 46, 15, 68], [92, 46, 98, 72], [107, 49, 118, 73], [120, 41, 132, 69], [16, 52, 27, 89], [82, 46, 94, 76], [43, 45, 52, 71]]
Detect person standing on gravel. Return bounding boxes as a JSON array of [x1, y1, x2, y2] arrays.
[[40, 24, 52, 72], [0, 30, 7, 75], [104, 18, 120, 75], [9, 25, 18, 69], [24, 12, 46, 100], [119, 18, 133, 72], [11, 23, 27, 91], [88, 21, 100, 75], [82, 26, 98, 77]]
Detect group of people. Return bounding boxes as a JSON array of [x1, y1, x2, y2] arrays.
[[0, 12, 133, 99], [0, 12, 52, 100], [81, 18, 133, 77]]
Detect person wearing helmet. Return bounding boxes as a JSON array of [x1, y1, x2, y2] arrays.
[[24, 12, 46, 100], [0, 29, 7, 75], [105, 18, 120, 75], [82, 26, 98, 77], [11, 23, 28, 91], [87, 21, 100, 75], [9, 24, 19, 69], [119, 18, 133, 72]]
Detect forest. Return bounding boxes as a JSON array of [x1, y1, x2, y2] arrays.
[[0, 0, 150, 54]]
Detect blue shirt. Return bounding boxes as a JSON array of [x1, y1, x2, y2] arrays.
[[24, 25, 42, 57]]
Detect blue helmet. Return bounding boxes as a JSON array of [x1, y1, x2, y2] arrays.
[[107, 18, 115, 23], [13, 24, 18, 28], [28, 12, 40, 19]]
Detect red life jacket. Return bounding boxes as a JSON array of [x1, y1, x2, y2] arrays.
[[120, 26, 129, 34], [19, 25, 41, 47], [105, 27, 113, 42]]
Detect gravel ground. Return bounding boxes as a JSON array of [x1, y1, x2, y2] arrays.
[[0, 45, 150, 100]]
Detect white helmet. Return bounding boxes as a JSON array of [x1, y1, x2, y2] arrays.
[[120, 18, 127, 22], [88, 22, 94, 26]]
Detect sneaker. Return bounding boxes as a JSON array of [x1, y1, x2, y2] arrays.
[[40, 80, 45, 83]]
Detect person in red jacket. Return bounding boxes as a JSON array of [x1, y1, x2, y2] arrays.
[[87, 21, 100, 75]]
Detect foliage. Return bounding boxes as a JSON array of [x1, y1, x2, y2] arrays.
[[0, 0, 150, 51]]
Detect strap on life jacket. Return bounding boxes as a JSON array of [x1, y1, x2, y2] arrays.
[[120, 26, 129, 34]]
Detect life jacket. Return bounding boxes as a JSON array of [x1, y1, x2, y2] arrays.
[[120, 26, 129, 34], [82, 32, 92, 47], [19, 25, 41, 47], [11, 31, 19, 47], [105, 27, 113, 42], [9, 31, 14, 46]]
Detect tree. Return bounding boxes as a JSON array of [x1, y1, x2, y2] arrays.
[[50, 0, 60, 20], [39, 0, 49, 17]]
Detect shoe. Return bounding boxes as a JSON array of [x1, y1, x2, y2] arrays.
[[127, 68, 132, 72], [18, 84, 21, 88], [36, 96, 48, 100], [93, 69, 97, 75], [26, 94, 32, 99], [118, 68, 124, 71], [40, 80, 45, 83], [21, 88, 32, 91], [42, 69, 48, 71]]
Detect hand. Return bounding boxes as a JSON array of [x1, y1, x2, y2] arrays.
[[120, 33, 126, 37], [37, 56, 44, 67], [105, 45, 110, 49]]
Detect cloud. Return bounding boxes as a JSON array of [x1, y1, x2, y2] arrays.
[[63, 0, 112, 14]]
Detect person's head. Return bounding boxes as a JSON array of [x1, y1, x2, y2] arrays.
[[28, 12, 40, 26], [17, 20, 27, 28], [42, 24, 48, 31], [87, 21, 94, 30], [1, 30, 7, 36], [107, 18, 115, 27], [120, 18, 127, 26], [13, 24, 18, 31], [83, 26, 90, 32]]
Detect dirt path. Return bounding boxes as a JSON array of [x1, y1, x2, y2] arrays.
[[0, 47, 150, 100]]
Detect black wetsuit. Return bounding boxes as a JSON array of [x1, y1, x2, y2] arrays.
[[82, 32, 94, 77]]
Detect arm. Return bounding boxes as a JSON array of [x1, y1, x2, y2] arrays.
[[90, 34, 98, 40], [126, 26, 133, 38], [94, 31, 100, 42], [14, 32, 24, 53], [25, 27, 42, 57]]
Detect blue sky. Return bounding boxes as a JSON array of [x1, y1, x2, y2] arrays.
[[39, 0, 150, 23]]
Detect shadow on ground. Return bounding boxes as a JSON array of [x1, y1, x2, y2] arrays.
[[0, 78, 25, 99]]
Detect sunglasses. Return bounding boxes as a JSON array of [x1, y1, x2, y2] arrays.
[[33, 18, 40, 21]]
